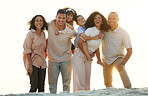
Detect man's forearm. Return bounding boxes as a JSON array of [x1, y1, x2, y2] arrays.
[[121, 48, 132, 66]]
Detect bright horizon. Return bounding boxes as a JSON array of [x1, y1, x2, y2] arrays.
[[0, 0, 148, 94]]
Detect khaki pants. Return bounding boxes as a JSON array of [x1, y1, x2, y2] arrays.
[[103, 58, 131, 88], [72, 48, 92, 92]]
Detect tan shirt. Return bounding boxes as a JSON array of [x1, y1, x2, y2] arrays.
[[102, 26, 132, 65], [23, 29, 47, 69], [47, 22, 76, 62]]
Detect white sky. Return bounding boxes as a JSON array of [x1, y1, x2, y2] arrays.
[[0, 0, 148, 94]]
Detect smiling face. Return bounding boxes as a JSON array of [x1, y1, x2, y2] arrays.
[[76, 16, 86, 26], [56, 13, 66, 26], [66, 12, 73, 22], [108, 12, 119, 28], [34, 16, 43, 30], [94, 14, 102, 27]]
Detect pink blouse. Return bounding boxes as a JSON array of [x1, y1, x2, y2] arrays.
[[23, 29, 47, 69]]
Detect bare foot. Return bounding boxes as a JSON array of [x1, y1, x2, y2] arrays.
[[97, 61, 104, 66]]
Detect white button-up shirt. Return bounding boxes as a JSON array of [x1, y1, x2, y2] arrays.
[[102, 26, 132, 65]]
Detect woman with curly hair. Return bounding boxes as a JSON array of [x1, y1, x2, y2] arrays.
[[72, 11, 110, 92]]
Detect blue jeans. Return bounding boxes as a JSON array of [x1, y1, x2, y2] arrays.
[[48, 60, 72, 94]]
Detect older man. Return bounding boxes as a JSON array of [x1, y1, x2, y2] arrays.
[[47, 9, 76, 94], [102, 12, 132, 88]]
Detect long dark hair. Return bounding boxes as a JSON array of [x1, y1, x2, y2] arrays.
[[85, 11, 110, 32], [28, 15, 48, 31]]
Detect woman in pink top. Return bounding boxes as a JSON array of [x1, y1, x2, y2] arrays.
[[23, 15, 48, 92]]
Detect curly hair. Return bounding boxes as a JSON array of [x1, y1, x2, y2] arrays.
[[28, 15, 48, 31], [85, 11, 110, 32]]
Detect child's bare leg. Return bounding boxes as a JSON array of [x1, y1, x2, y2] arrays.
[[77, 38, 83, 51], [82, 42, 93, 61], [77, 38, 93, 61]]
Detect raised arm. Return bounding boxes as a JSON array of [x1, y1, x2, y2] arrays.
[[51, 19, 59, 35], [66, 22, 74, 30]]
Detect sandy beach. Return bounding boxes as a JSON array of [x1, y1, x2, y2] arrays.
[[1, 87, 148, 96]]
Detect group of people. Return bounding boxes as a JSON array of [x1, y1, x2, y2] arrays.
[[23, 7, 132, 94]]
